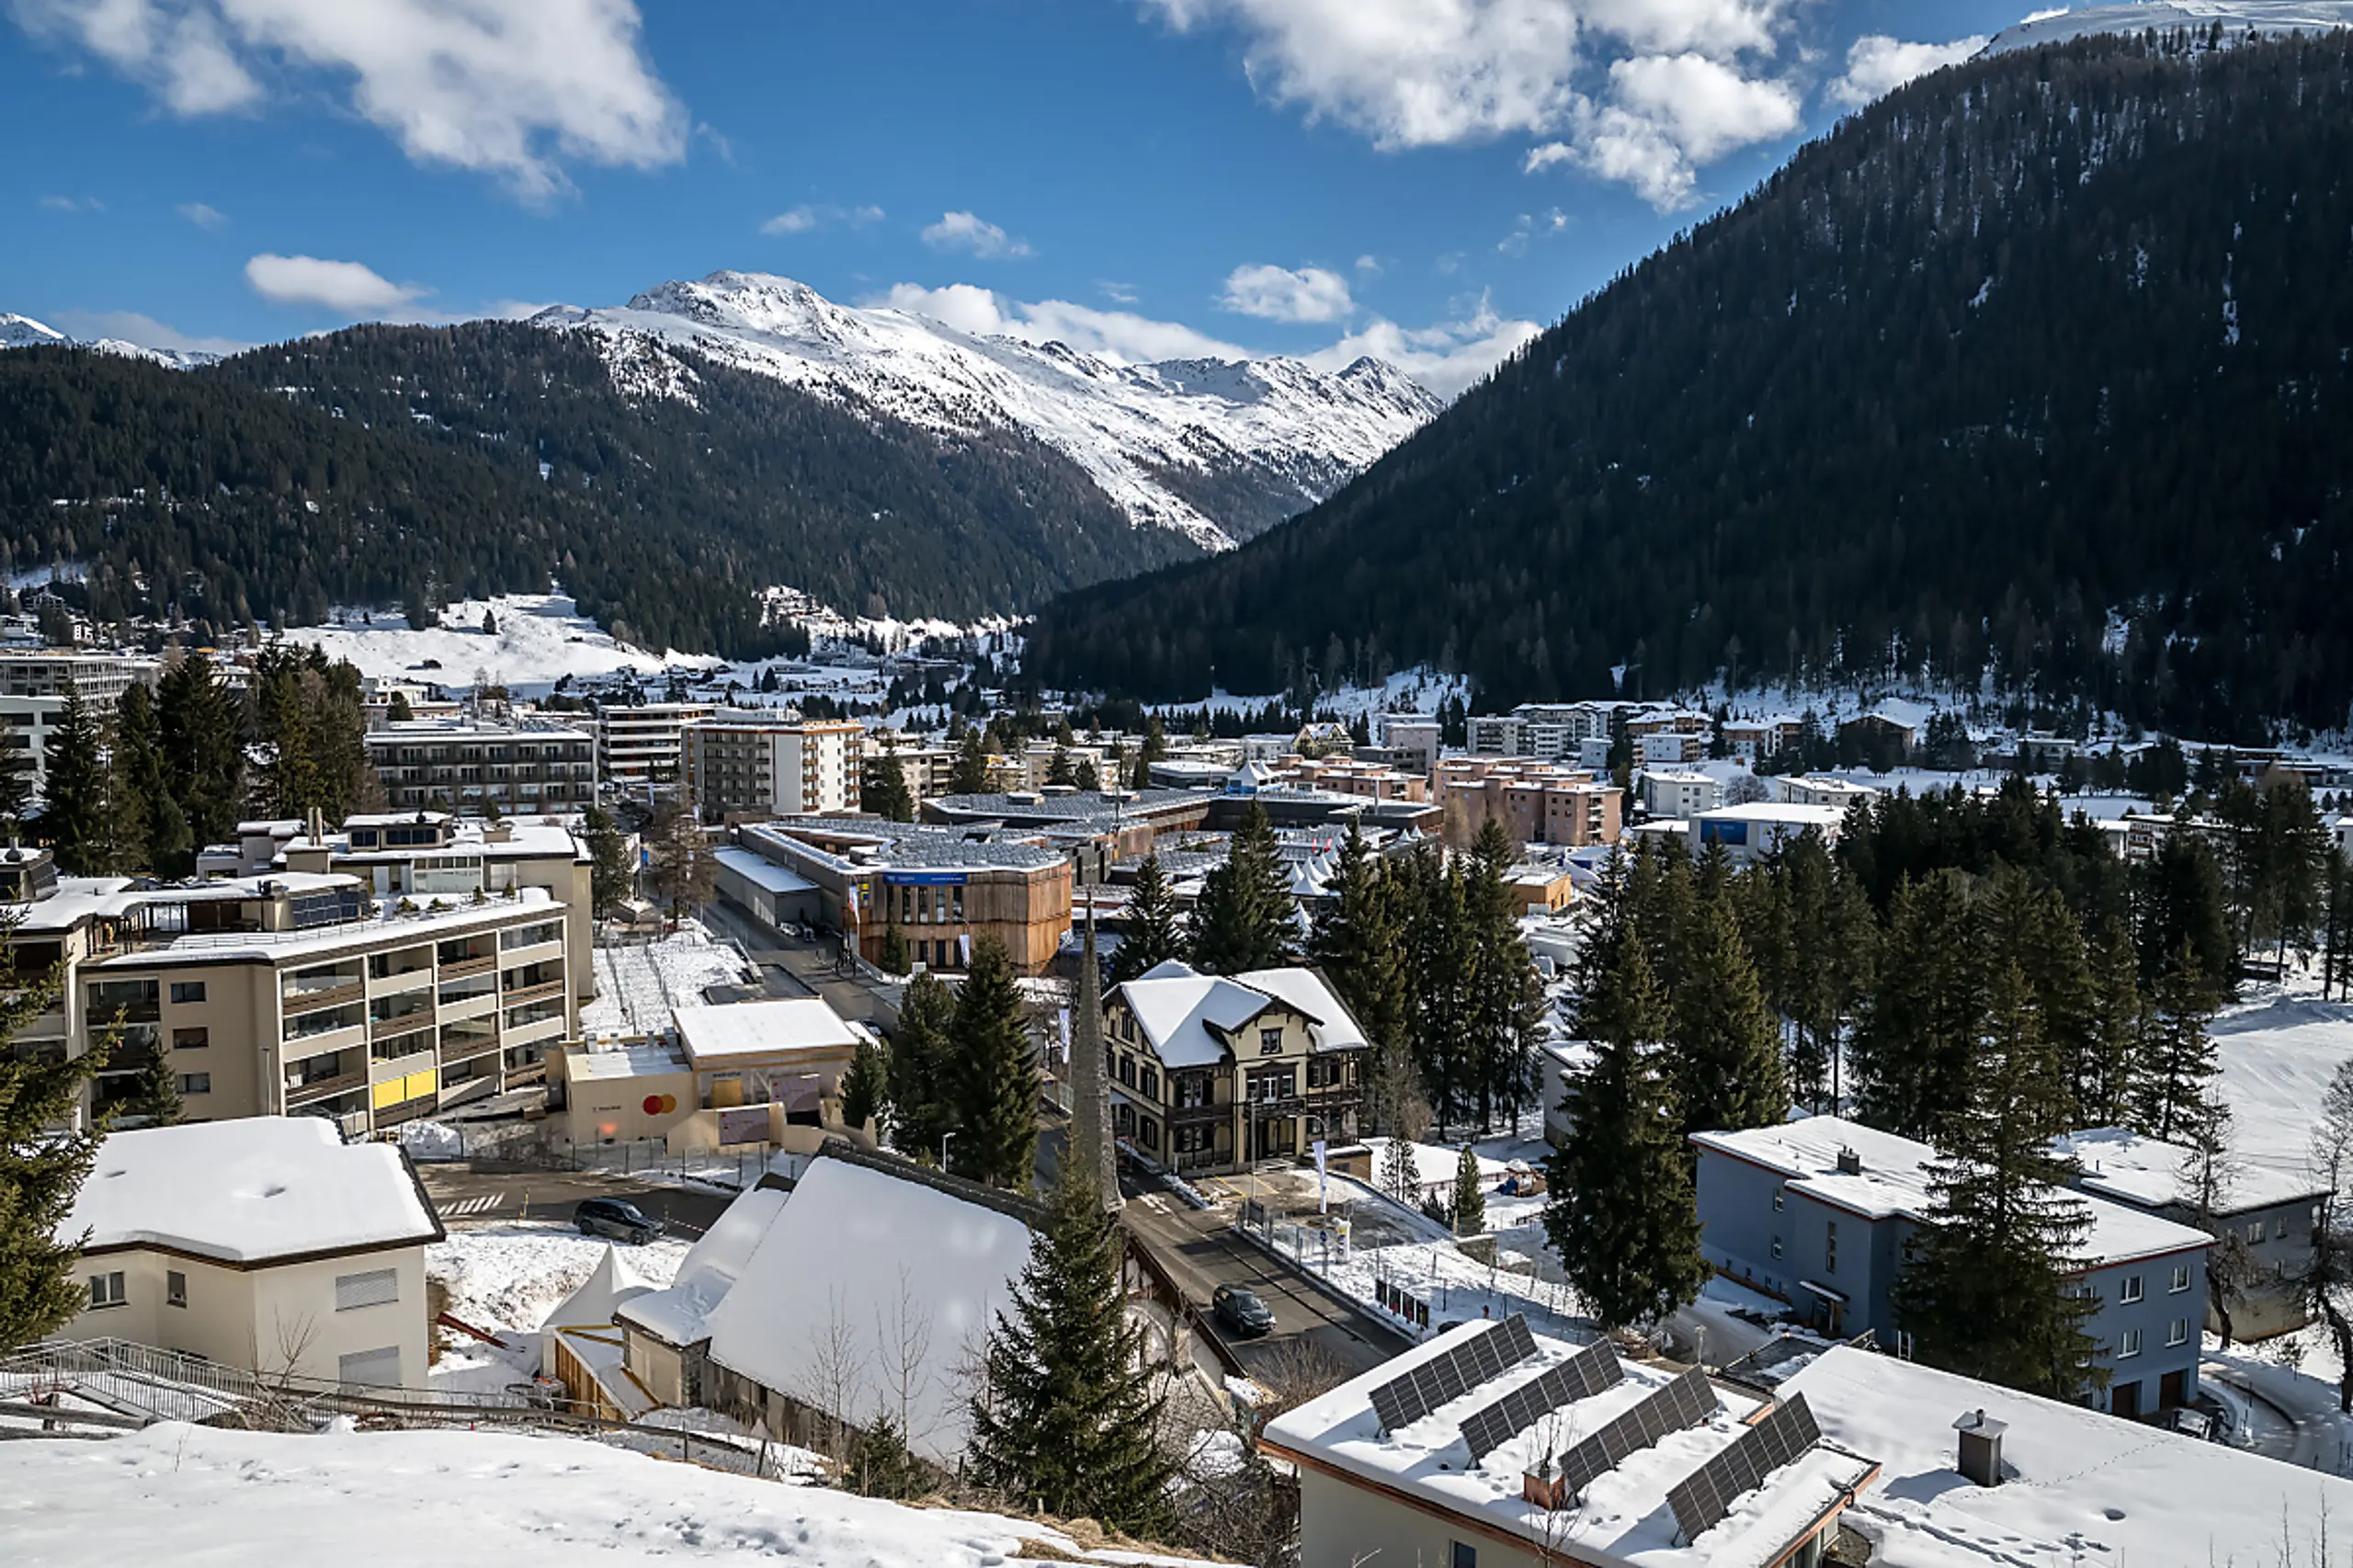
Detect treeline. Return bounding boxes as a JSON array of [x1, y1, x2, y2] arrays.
[[0, 322, 1193, 659], [1029, 32, 2353, 742]]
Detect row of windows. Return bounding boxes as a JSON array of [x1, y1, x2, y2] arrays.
[[2116, 1320, 2193, 1358], [89, 1267, 396, 1313]]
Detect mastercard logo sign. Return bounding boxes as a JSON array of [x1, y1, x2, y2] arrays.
[[642, 1094, 678, 1116]]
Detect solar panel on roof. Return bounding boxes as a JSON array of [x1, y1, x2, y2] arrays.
[[1665, 1394, 1823, 1544], [1367, 1313, 1541, 1435], [1457, 1340, 1625, 1460], [1549, 1368, 1719, 1494]]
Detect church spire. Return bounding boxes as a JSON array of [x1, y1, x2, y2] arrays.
[[1072, 899, 1122, 1210]]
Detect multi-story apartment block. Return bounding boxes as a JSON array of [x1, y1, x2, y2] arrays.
[[1778, 775, 1880, 812], [1694, 1115, 2214, 1420], [1722, 714, 1805, 760], [1371, 715, 1442, 775], [686, 714, 863, 819], [1432, 757, 1623, 849], [3, 846, 578, 1136], [0, 651, 164, 805], [363, 721, 597, 812], [1635, 728, 1705, 767], [1102, 961, 1369, 1175], [861, 733, 954, 804], [1639, 767, 1722, 820], [597, 701, 714, 790]]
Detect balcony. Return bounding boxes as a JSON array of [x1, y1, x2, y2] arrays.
[[282, 978, 365, 1016], [499, 978, 565, 1009], [438, 951, 497, 980], [284, 1064, 365, 1108]]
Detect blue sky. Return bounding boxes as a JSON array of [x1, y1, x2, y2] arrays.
[[3, 0, 2035, 392]]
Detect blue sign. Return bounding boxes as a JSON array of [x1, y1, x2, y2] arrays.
[[884, 871, 970, 888]]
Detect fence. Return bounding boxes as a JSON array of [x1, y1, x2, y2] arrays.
[[404, 1121, 780, 1194]]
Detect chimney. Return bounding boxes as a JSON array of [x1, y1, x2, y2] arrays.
[[1522, 1457, 1569, 1511], [1953, 1409, 2006, 1487], [1836, 1147, 1863, 1176], [308, 805, 325, 845]]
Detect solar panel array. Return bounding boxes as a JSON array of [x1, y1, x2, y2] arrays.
[[1367, 1313, 1539, 1435], [1549, 1367, 1721, 1495], [1665, 1394, 1824, 1544], [1458, 1340, 1624, 1460]]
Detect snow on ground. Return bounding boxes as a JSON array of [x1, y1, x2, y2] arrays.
[[428, 1222, 690, 1340], [2211, 975, 2353, 1193], [294, 594, 714, 695], [0, 1422, 1224, 1568], [582, 922, 756, 1038]]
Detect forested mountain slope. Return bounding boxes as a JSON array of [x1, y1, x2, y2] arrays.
[[0, 324, 1194, 653], [1027, 32, 2353, 741]]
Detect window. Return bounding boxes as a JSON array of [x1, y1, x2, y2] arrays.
[[2120, 1274, 2143, 1304], [168, 981, 207, 1006], [1771, 1236, 1784, 1259], [88, 1271, 126, 1309], [1772, 1188, 1785, 1212], [177, 1073, 210, 1096], [2246, 1221, 2267, 1246], [2167, 1318, 2189, 1347], [1258, 1027, 1283, 1056], [2277, 1214, 2292, 1240], [1449, 1544, 1477, 1568], [1824, 1221, 1838, 1275], [2118, 1328, 2143, 1358], [2170, 1265, 2191, 1293], [337, 1346, 402, 1388], [166, 1270, 187, 1308], [335, 1268, 401, 1311], [172, 1028, 209, 1051]]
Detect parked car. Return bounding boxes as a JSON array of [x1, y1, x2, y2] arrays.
[[574, 1198, 665, 1245], [1212, 1284, 1276, 1338]]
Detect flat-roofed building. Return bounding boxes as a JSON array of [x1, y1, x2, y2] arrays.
[[686, 713, 864, 819], [1434, 757, 1623, 850], [597, 701, 713, 790], [364, 720, 597, 812], [0, 652, 164, 806], [1687, 801, 1849, 867]]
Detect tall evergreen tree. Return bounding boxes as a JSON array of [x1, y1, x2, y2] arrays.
[[2135, 832, 2234, 994], [1850, 871, 1981, 1142], [0, 969, 113, 1350], [1108, 854, 1184, 985], [1893, 960, 2100, 1399], [127, 1050, 186, 1128], [1309, 823, 1413, 1131], [1044, 744, 1077, 788], [1462, 818, 1547, 1131], [861, 754, 916, 823], [110, 683, 188, 875], [949, 726, 992, 795], [968, 1165, 1173, 1539], [581, 804, 634, 918], [2133, 943, 2222, 1143], [40, 693, 110, 876], [1451, 1145, 1486, 1236], [839, 1035, 887, 1134], [886, 971, 959, 1161], [2081, 920, 2150, 1127], [156, 650, 244, 851], [1402, 846, 1475, 1138], [949, 937, 1038, 1188], [0, 729, 32, 835], [1188, 803, 1292, 974], [1544, 902, 1705, 1330], [1669, 885, 1789, 1138]]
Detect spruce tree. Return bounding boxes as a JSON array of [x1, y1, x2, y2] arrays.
[[1670, 886, 1788, 1137], [1309, 823, 1412, 1129], [861, 755, 916, 823], [839, 1035, 887, 1134], [581, 805, 634, 918], [969, 1165, 1173, 1538], [1108, 854, 1184, 985], [156, 651, 244, 851], [0, 731, 31, 834], [1045, 745, 1077, 788], [879, 924, 911, 976], [949, 937, 1038, 1188], [1463, 817, 1545, 1131], [1543, 915, 1705, 1330], [129, 1050, 186, 1127], [1378, 1134, 1419, 1206], [111, 683, 188, 875], [1851, 871, 1981, 1142], [1403, 848, 1475, 1139], [2081, 920, 2150, 1127], [949, 726, 992, 795], [2133, 943, 2222, 1143], [1452, 1145, 1486, 1236], [1074, 757, 1101, 792], [887, 971, 958, 1161], [0, 970, 113, 1350], [40, 693, 111, 876], [845, 1412, 926, 1500], [1893, 960, 2100, 1399], [1188, 803, 1292, 974]]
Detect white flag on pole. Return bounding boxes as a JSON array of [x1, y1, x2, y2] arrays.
[[1313, 1138, 1329, 1213]]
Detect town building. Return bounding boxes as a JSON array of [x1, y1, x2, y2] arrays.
[[733, 817, 1073, 974], [862, 733, 955, 805], [597, 701, 714, 790], [1692, 1115, 2214, 1418], [2064, 1125, 2325, 1339], [1776, 776, 1879, 812], [362, 721, 597, 813], [0, 651, 163, 805], [53, 1119, 443, 1388], [1375, 715, 1443, 775], [1721, 716, 1803, 762], [1637, 769, 1722, 820], [551, 996, 877, 1148], [1263, 1315, 1879, 1568], [684, 712, 863, 819], [1686, 801, 1849, 867], [1634, 729, 1704, 768], [1102, 960, 1369, 1174], [1433, 757, 1624, 850]]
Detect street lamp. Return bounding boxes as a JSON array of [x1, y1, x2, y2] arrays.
[[940, 1131, 954, 1175]]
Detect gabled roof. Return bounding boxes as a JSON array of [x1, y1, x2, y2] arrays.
[[1112, 960, 1369, 1068], [617, 1186, 788, 1347]]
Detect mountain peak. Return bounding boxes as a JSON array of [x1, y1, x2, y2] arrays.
[[0, 312, 218, 368], [1984, 1, 2353, 54]]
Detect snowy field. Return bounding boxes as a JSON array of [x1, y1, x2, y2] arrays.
[[295, 594, 717, 694], [2211, 975, 2353, 1193], [429, 1222, 690, 1340], [0, 1422, 1222, 1568], [581, 924, 756, 1038]]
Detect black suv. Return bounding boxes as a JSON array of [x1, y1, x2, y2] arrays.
[[1212, 1284, 1276, 1338], [574, 1198, 665, 1245]]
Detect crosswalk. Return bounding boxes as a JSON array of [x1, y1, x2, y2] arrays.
[[438, 1195, 503, 1218]]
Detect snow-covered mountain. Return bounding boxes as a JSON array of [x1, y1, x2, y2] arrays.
[[1985, 1, 2353, 53], [0, 311, 221, 369], [529, 271, 1442, 551]]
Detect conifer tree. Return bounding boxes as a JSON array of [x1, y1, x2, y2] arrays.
[[1108, 854, 1184, 985], [839, 1035, 887, 1134], [845, 1412, 925, 1500], [1189, 803, 1292, 974], [40, 693, 111, 876], [1670, 886, 1788, 1137], [128, 1050, 186, 1127], [1462, 817, 1546, 1131], [2134, 943, 2222, 1143], [969, 1165, 1174, 1538], [1074, 757, 1101, 792], [1851, 871, 1982, 1142], [156, 651, 244, 851], [110, 683, 188, 875], [1045, 745, 1077, 788], [1378, 1134, 1419, 1207], [1544, 903, 1705, 1330], [0, 732, 31, 835], [949, 937, 1037, 1188], [1893, 960, 2099, 1399], [887, 971, 958, 1160], [949, 726, 992, 795], [1310, 823, 1412, 1128], [0, 970, 113, 1350], [879, 924, 911, 976], [1451, 1145, 1486, 1236], [2082, 920, 2150, 1127], [1403, 847, 1475, 1138], [861, 755, 916, 823], [581, 805, 634, 918]]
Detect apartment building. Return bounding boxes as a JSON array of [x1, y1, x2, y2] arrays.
[[1688, 801, 1850, 867], [1722, 715, 1804, 761], [2, 848, 577, 1135], [862, 733, 954, 804], [1267, 756, 1429, 803], [0, 651, 164, 805], [597, 701, 713, 790], [1433, 757, 1623, 849], [1373, 715, 1442, 775], [1639, 768, 1722, 820], [1778, 775, 1880, 812], [685, 713, 863, 819], [363, 720, 597, 812]]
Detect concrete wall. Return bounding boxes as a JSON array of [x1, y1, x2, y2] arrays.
[[1295, 1469, 1540, 1568], [2082, 1253, 2206, 1415]]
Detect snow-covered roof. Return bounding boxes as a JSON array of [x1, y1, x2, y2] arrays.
[[1232, 967, 1368, 1051], [2062, 1126, 2326, 1213], [1690, 801, 1850, 828], [699, 1158, 1034, 1465], [1112, 960, 1366, 1068], [79, 885, 562, 966], [1693, 1116, 2213, 1269], [1786, 1345, 2353, 1568], [711, 846, 816, 896], [544, 1244, 661, 1335], [618, 1186, 789, 1348], [565, 1040, 693, 1081], [63, 1119, 440, 1265], [1262, 1321, 1877, 1568], [673, 997, 864, 1065], [0, 1421, 1230, 1568]]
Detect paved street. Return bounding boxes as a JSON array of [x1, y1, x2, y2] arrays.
[[694, 898, 893, 1028], [415, 1161, 737, 1235]]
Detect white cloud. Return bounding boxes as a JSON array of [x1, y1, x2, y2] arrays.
[[12, 0, 688, 201], [38, 193, 102, 211], [1218, 263, 1354, 324], [1354, 254, 1382, 275], [1828, 33, 1986, 109], [1497, 208, 1567, 256], [919, 210, 1031, 259], [1098, 280, 1141, 304], [51, 310, 253, 357], [176, 201, 228, 229], [1308, 290, 1540, 398], [760, 206, 820, 235], [1137, 0, 1813, 209], [759, 202, 883, 236], [244, 253, 426, 312]]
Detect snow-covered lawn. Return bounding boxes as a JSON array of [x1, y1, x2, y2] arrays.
[[0, 1422, 1224, 1567], [580, 923, 756, 1038], [2211, 981, 2353, 1192], [297, 593, 715, 695], [428, 1222, 690, 1341]]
